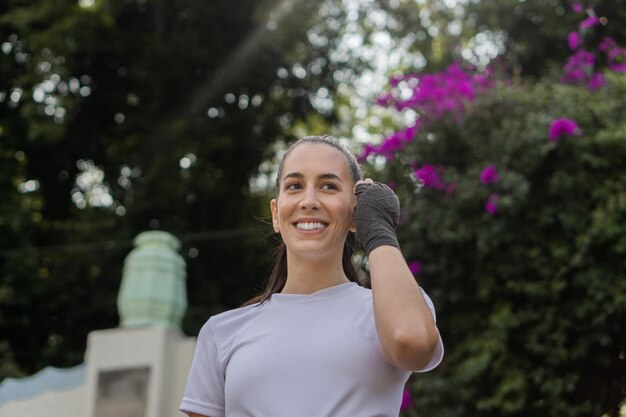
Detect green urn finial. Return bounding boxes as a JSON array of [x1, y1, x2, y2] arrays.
[[117, 231, 187, 330]]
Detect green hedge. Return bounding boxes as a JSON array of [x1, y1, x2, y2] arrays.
[[377, 73, 626, 417]]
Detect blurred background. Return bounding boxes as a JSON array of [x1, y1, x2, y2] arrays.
[[1, 0, 625, 416]]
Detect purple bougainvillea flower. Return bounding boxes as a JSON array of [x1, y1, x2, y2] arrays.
[[479, 165, 499, 184], [563, 49, 596, 82], [568, 31, 581, 50], [588, 72, 606, 89], [408, 261, 421, 276], [375, 92, 393, 107], [607, 45, 625, 61], [358, 122, 422, 161], [400, 388, 412, 410], [401, 124, 419, 142], [378, 134, 403, 154], [579, 16, 600, 30], [599, 36, 617, 52], [571, 3, 584, 13], [609, 62, 626, 72], [384, 62, 491, 119], [597, 36, 626, 73], [414, 164, 446, 190], [562, 50, 595, 85], [357, 144, 375, 162], [548, 118, 581, 141], [365, 62, 494, 159], [485, 193, 500, 215]]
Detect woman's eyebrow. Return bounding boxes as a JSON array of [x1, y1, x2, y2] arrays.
[[283, 172, 304, 180], [283, 172, 343, 182], [318, 173, 342, 182]]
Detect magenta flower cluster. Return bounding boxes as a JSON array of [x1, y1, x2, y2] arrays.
[[414, 164, 446, 190], [360, 63, 492, 160], [479, 165, 500, 214], [400, 388, 412, 410], [485, 193, 500, 215], [548, 118, 580, 141], [408, 260, 422, 276], [563, 49, 605, 89], [599, 37, 626, 72], [579, 15, 600, 30], [361, 4, 612, 222], [568, 32, 581, 50], [562, 3, 626, 89], [360, 123, 420, 160], [383, 63, 492, 117], [479, 165, 499, 184]]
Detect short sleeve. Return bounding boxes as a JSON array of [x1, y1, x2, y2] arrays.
[[180, 318, 226, 417], [415, 288, 444, 373]]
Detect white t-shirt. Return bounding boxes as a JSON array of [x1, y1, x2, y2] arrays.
[[180, 282, 443, 417]]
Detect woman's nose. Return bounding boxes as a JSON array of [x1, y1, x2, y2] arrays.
[[298, 187, 320, 210]]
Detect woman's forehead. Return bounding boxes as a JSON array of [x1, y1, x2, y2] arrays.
[[282, 143, 351, 178]]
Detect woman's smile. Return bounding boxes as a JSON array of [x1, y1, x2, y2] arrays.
[[294, 219, 328, 232]]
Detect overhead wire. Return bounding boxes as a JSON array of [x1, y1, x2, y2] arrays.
[[0, 227, 265, 258]]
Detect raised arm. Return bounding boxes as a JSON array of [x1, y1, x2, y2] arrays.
[[369, 245, 440, 370], [354, 180, 440, 371]]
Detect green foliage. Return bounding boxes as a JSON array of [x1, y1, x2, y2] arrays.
[[380, 73, 626, 416], [463, 0, 626, 77], [0, 0, 343, 380]]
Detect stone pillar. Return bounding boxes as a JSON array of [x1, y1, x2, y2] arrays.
[[83, 230, 195, 417], [117, 231, 187, 331]]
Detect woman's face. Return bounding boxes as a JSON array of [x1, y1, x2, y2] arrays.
[[271, 143, 356, 262]]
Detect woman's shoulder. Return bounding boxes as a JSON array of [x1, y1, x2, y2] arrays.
[[353, 283, 372, 295], [350, 282, 373, 302], [203, 302, 262, 336]]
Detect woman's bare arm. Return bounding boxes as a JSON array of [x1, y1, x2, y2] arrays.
[[369, 245, 440, 371]]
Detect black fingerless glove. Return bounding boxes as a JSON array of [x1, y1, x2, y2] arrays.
[[354, 182, 400, 255]]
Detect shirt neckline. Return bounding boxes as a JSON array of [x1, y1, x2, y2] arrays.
[[270, 282, 358, 302]]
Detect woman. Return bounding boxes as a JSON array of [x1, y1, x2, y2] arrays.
[[180, 135, 443, 417]]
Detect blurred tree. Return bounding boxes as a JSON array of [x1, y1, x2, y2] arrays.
[[0, 0, 350, 378]]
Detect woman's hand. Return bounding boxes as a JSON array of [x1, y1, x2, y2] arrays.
[[353, 179, 400, 255]]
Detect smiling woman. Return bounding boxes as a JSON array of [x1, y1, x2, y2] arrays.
[[268, 138, 361, 295], [179, 135, 443, 417]]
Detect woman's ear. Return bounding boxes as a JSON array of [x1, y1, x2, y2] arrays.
[[270, 198, 279, 233]]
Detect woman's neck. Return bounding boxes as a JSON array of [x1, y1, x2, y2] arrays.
[[281, 253, 349, 294]]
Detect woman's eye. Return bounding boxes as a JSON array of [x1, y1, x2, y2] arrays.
[[285, 183, 301, 190], [321, 183, 338, 190]]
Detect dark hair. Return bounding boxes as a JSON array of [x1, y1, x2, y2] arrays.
[[244, 135, 365, 306]]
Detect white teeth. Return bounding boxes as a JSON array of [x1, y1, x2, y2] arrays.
[[296, 222, 326, 230]]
